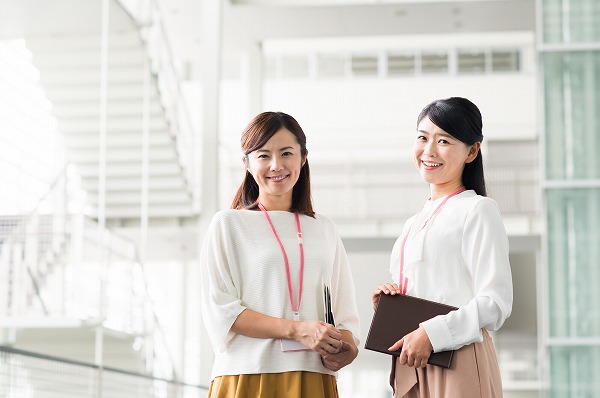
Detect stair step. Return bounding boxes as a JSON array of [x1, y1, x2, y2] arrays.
[[65, 132, 172, 148], [58, 116, 168, 133], [52, 100, 164, 119], [86, 191, 192, 206], [76, 162, 183, 177], [38, 65, 148, 86], [68, 147, 178, 164], [63, 130, 173, 146], [43, 84, 158, 102], [26, 32, 142, 51], [31, 47, 146, 68], [82, 177, 187, 192], [92, 204, 197, 218]]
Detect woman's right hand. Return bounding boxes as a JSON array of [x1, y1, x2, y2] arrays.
[[372, 283, 401, 310], [293, 320, 343, 356]]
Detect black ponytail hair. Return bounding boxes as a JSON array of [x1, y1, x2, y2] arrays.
[[417, 97, 487, 196]]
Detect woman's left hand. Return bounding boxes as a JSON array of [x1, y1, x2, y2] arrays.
[[388, 325, 432, 368], [321, 340, 358, 371]]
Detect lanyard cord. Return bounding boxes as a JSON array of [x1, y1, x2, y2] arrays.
[[399, 186, 466, 294], [258, 203, 304, 316]]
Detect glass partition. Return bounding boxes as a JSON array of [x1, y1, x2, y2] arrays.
[[543, 51, 600, 180], [542, 0, 600, 44], [549, 346, 600, 398], [547, 188, 600, 338]]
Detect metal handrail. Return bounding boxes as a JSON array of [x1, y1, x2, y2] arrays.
[[0, 345, 209, 391]]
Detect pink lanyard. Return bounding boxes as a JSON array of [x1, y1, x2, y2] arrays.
[[398, 186, 466, 294], [258, 203, 305, 320]]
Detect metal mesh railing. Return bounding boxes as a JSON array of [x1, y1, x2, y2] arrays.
[[0, 346, 208, 398], [493, 331, 541, 390], [0, 164, 180, 381]]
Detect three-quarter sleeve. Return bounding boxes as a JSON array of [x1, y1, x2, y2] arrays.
[[200, 212, 247, 352]]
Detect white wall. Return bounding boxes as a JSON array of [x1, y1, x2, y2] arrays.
[[218, 31, 538, 237]]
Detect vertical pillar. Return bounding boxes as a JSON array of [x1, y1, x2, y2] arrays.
[[96, 2, 109, 396], [140, 56, 150, 261], [98, 0, 109, 232], [197, 0, 222, 387]]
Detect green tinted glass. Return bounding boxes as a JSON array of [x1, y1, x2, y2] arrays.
[[542, 0, 600, 44], [544, 51, 600, 179]]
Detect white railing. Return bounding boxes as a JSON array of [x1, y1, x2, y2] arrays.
[[0, 346, 208, 398], [493, 331, 542, 391], [117, 0, 198, 208], [0, 165, 178, 381]]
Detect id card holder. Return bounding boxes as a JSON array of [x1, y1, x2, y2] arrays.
[[280, 339, 310, 352]]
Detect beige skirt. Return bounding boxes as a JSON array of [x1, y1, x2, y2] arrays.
[[208, 371, 339, 398], [391, 330, 503, 398]]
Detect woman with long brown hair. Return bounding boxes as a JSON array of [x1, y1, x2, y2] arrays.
[[201, 111, 360, 398]]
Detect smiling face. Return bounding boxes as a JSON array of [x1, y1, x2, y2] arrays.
[[413, 116, 480, 200], [245, 128, 306, 210]]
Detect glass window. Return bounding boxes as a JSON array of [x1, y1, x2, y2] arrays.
[[550, 346, 600, 397], [544, 51, 600, 180], [351, 55, 378, 76], [491, 50, 520, 72], [421, 52, 448, 74], [542, 0, 600, 44], [457, 50, 486, 74], [547, 189, 600, 338], [387, 53, 415, 76]]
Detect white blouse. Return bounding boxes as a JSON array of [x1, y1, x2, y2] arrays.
[[200, 209, 360, 380], [389, 190, 513, 352]]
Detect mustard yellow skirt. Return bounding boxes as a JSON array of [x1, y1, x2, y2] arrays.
[[207, 371, 339, 398]]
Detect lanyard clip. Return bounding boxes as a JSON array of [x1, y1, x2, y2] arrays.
[[297, 232, 303, 244]]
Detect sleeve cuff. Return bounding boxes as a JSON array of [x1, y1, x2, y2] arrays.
[[420, 315, 454, 352]]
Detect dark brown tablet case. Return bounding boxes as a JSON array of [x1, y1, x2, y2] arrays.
[[364, 293, 457, 368]]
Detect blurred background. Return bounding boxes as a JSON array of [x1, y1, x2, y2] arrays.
[[0, 0, 598, 397]]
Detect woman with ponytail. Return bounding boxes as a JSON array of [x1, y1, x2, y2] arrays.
[[373, 97, 513, 397]]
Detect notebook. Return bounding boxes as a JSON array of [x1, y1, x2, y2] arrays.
[[364, 293, 457, 368]]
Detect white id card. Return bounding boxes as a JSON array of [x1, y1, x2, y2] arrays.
[[280, 339, 310, 352]]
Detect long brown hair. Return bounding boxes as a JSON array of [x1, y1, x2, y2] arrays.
[[230, 112, 315, 217]]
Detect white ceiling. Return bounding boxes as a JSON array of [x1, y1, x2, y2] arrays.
[[152, 0, 535, 69], [223, 0, 535, 48], [225, 0, 535, 41]]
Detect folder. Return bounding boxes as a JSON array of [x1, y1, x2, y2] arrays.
[[364, 293, 457, 368], [323, 283, 335, 325]]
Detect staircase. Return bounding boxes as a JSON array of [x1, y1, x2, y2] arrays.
[[0, 210, 163, 374], [0, 214, 67, 318], [0, 0, 187, 378], [23, 0, 197, 223]]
